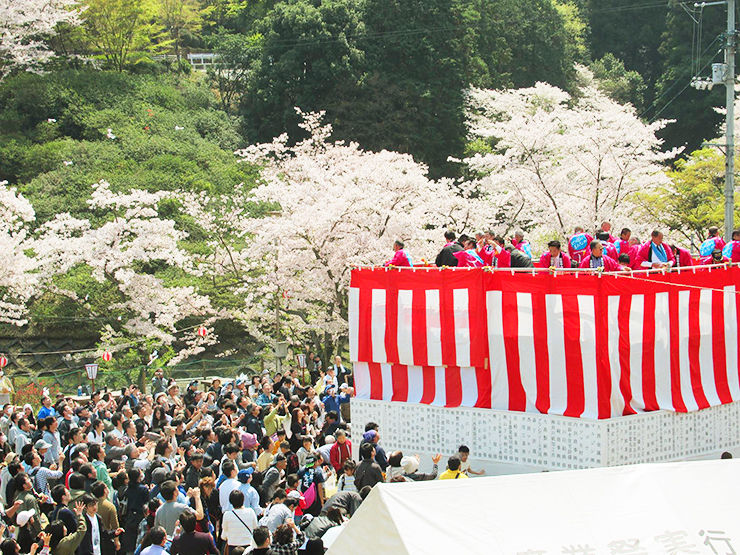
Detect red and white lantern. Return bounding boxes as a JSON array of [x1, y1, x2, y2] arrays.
[[0, 356, 7, 369], [197, 326, 207, 337], [102, 351, 112, 362]]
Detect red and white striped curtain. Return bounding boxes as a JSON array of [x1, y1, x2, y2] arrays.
[[349, 267, 740, 419]]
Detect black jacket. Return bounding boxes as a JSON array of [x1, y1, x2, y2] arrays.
[[435, 243, 463, 267], [78, 513, 117, 555], [509, 249, 534, 268]]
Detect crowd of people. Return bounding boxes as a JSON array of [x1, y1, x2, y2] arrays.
[[384, 223, 740, 271], [0, 357, 487, 555]]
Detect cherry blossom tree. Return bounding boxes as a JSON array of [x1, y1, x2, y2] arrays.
[[0, 182, 36, 325], [0, 0, 83, 78], [461, 66, 680, 246], [197, 109, 480, 359], [33, 180, 220, 382]]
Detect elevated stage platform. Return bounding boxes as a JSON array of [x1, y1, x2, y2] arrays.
[[349, 265, 740, 472]]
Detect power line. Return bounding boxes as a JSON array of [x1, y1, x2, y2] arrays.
[[649, 48, 724, 122], [639, 34, 722, 120]]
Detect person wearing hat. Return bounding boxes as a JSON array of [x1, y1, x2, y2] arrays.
[[361, 425, 388, 471], [182, 381, 199, 407], [166, 383, 183, 410], [12, 471, 43, 552], [237, 467, 261, 517], [401, 453, 442, 481], [320, 385, 350, 423], [296, 454, 326, 516]]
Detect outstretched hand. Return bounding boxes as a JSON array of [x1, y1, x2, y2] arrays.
[[73, 501, 84, 516]]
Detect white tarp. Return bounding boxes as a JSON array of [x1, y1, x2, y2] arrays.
[[326, 459, 740, 555]]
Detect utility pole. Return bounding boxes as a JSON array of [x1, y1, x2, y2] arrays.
[[725, 0, 735, 238], [692, 0, 736, 238]]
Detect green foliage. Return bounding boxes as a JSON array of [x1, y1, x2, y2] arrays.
[[586, 0, 667, 108], [345, 0, 467, 178], [497, 0, 579, 90], [83, 0, 169, 72], [207, 30, 264, 112], [554, 1, 589, 66], [0, 70, 257, 223], [590, 53, 646, 109], [240, 0, 365, 148], [635, 148, 738, 248], [158, 0, 205, 61], [652, 1, 725, 153]]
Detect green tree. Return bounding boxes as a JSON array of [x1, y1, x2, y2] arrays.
[[337, 0, 468, 178], [635, 147, 737, 248], [554, 0, 589, 66], [239, 0, 365, 148], [451, 0, 581, 91], [652, 1, 726, 154], [586, 0, 667, 108], [498, 0, 578, 90], [207, 30, 263, 113], [0, 70, 254, 223], [83, 0, 165, 71], [158, 0, 204, 62], [591, 53, 646, 109]]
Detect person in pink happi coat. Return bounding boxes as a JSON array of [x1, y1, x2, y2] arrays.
[[384, 240, 413, 267], [580, 240, 621, 271]]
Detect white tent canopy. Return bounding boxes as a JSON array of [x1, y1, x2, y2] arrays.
[[327, 459, 740, 555]]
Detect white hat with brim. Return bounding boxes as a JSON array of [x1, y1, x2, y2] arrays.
[[16, 509, 35, 526]]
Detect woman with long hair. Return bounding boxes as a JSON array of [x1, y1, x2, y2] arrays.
[[150, 406, 168, 433], [289, 408, 307, 453]]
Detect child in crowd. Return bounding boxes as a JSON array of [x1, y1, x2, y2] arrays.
[[457, 445, 485, 476], [336, 460, 357, 493]]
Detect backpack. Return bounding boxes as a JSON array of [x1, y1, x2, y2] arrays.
[[118, 486, 129, 518]]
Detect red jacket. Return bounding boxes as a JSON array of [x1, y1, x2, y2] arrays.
[[635, 241, 676, 268], [672, 246, 695, 267], [539, 252, 571, 269], [495, 249, 511, 268], [330, 439, 352, 471], [579, 254, 621, 271]]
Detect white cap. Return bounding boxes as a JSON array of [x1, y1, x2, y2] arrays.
[[16, 509, 35, 526]]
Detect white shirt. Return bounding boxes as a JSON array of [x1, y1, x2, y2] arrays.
[[87, 513, 101, 555], [221, 507, 257, 547], [323, 374, 338, 391], [87, 430, 105, 444], [219, 477, 241, 512]]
